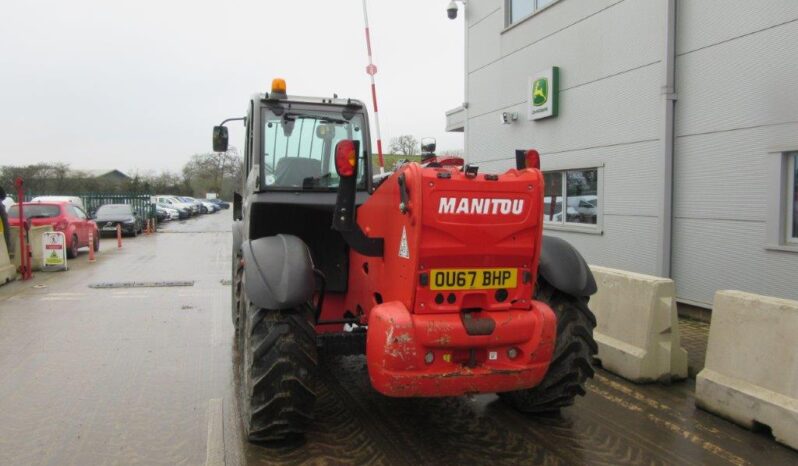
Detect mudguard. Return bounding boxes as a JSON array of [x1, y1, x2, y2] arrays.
[[232, 220, 243, 259], [241, 234, 315, 310], [538, 235, 597, 297]]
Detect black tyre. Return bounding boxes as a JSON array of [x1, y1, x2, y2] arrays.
[[499, 280, 597, 413], [239, 284, 318, 443], [232, 253, 243, 329], [67, 234, 79, 259]]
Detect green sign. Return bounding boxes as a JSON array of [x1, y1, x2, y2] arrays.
[[528, 67, 559, 120]]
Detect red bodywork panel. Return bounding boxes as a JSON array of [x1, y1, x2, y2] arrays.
[[319, 163, 554, 396]]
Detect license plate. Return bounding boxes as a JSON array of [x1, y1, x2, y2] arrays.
[[430, 268, 517, 291], [103, 226, 116, 231]]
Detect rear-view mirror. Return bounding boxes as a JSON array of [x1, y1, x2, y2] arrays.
[[213, 126, 229, 152]]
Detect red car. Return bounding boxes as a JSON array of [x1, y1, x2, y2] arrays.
[[8, 202, 99, 258]]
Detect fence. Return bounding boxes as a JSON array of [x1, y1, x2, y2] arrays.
[[23, 192, 155, 219]]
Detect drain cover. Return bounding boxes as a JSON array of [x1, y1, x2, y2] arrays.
[[89, 281, 195, 289]]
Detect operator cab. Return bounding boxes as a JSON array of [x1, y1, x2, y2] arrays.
[[216, 79, 374, 292]]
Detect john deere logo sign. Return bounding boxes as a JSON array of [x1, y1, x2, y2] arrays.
[[528, 67, 559, 121], [533, 78, 548, 106]]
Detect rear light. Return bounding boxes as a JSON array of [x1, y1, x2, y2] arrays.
[[524, 150, 540, 170], [335, 140, 359, 177], [53, 220, 68, 231]]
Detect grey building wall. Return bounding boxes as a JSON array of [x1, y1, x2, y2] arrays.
[[671, 1, 798, 306], [462, 0, 667, 276], [457, 0, 798, 307]]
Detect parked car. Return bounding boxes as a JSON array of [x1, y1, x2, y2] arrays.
[[178, 196, 204, 214], [208, 198, 230, 209], [157, 202, 189, 219], [154, 196, 195, 216], [156, 205, 180, 221], [30, 196, 86, 211], [154, 205, 171, 222], [94, 204, 143, 237], [7, 202, 98, 258], [2, 195, 15, 211], [201, 201, 218, 213]]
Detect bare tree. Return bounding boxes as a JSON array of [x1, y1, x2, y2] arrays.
[[389, 135, 419, 156], [182, 147, 242, 198]]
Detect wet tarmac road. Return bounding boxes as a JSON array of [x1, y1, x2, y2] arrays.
[[0, 212, 796, 465]]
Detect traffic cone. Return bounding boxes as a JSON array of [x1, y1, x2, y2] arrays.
[[88, 231, 96, 262]]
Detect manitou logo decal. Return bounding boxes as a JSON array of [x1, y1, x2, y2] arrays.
[[438, 197, 525, 215]]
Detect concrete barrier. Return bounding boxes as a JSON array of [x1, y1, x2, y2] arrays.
[[9, 225, 54, 272], [696, 290, 798, 450], [589, 266, 688, 383], [0, 235, 16, 285]]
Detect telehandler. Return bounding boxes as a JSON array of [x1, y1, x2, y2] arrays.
[[215, 79, 598, 442]]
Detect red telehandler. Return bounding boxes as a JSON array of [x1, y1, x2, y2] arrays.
[[215, 79, 598, 442]]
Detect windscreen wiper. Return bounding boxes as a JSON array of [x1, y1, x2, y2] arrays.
[[284, 113, 349, 125]]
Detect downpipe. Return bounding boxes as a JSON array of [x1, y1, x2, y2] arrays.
[[657, 0, 677, 278]]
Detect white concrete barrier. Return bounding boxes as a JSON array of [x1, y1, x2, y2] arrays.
[[696, 290, 798, 450], [589, 266, 688, 383], [0, 235, 16, 285], [9, 225, 54, 272]]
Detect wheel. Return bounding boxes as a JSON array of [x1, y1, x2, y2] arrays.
[[93, 231, 100, 252], [239, 282, 318, 443], [67, 234, 79, 259], [498, 279, 597, 413], [232, 253, 243, 328]]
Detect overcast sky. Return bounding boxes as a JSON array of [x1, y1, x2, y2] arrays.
[[0, 0, 464, 174]]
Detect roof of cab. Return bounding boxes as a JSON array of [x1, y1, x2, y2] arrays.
[[252, 93, 367, 108]]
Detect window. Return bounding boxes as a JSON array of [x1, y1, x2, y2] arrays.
[[507, 0, 558, 26], [7, 204, 61, 219], [69, 205, 88, 220], [261, 108, 367, 190], [543, 168, 599, 227], [789, 152, 797, 243]]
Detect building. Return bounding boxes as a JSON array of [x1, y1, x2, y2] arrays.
[[447, 0, 798, 307], [79, 169, 131, 184]]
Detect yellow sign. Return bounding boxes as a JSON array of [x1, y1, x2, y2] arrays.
[[430, 268, 517, 291]]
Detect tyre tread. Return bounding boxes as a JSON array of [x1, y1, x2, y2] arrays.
[[499, 281, 597, 413]]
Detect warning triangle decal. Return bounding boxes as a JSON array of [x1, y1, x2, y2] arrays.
[[398, 226, 410, 259]]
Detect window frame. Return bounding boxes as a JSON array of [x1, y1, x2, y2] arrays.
[[788, 152, 797, 244], [541, 166, 603, 234], [765, 149, 798, 252], [505, 0, 561, 28]]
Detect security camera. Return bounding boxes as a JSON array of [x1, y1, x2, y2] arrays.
[[447, 1, 458, 20], [500, 112, 518, 124]]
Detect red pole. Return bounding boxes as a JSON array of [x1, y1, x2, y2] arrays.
[[362, 0, 385, 174], [116, 224, 122, 249], [14, 177, 32, 280]]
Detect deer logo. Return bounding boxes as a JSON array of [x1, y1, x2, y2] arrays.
[[533, 78, 548, 106]]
